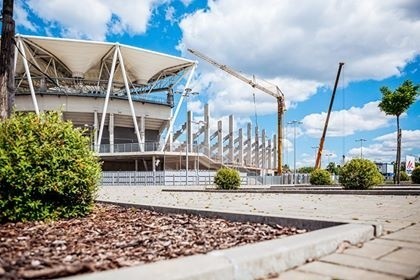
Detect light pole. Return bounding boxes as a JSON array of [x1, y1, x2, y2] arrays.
[[325, 152, 333, 167], [288, 120, 302, 184], [355, 138, 367, 159]]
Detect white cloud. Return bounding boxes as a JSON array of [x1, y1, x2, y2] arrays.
[[165, 6, 176, 25], [15, 0, 37, 32], [347, 130, 420, 162], [302, 101, 395, 138], [26, 0, 162, 40], [179, 0, 193, 6], [180, 0, 420, 83]]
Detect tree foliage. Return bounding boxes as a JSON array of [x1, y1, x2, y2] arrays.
[[310, 169, 332, 185], [298, 166, 315, 174], [214, 167, 241, 190], [0, 112, 101, 222], [378, 80, 419, 184], [339, 159, 383, 189]]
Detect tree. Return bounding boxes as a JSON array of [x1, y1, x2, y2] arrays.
[[298, 166, 315, 174], [378, 80, 419, 184], [326, 162, 340, 175]]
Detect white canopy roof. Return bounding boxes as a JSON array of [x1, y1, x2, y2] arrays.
[[14, 35, 195, 85]]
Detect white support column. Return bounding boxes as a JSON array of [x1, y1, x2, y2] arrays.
[[217, 120, 223, 163], [247, 123, 252, 166], [117, 47, 142, 150], [97, 47, 118, 152], [93, 111, 98, 149], [139, 115, 145, 152], [254, 126, 259, 167], [267, 139, 272, 169], [204, 104, 210, 158], [109, 113, 114, 153], [161, 64, 197, 151], [152, 156, 156, 172], [187, 111, 193, 153], [17, 38, 39, 115], [238, 128, 243, 166], [262, 129, 266, 170], [273, 134, 278, 171], [229, 115, 234, 164]]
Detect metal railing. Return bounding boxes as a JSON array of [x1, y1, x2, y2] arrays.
[[101, 171, 312, 186]]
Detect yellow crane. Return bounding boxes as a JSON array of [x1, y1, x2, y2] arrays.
[[314, 62, 345, 169], [187, 48, 286, 174]]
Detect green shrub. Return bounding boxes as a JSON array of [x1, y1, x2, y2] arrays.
[[310, 169, 332, 185], [339, 159, 383, 189], [412, 167, 420, 184], [0, 112, 101, 223], [214, 167, 241, 190], [399, 171, 409, 182]]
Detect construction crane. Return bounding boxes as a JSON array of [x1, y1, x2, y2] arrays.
[[314, 62, 345, 169], [187, 48, 286, 174]]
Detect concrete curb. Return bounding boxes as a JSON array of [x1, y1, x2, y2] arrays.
[[161, 188, 420, 195], [66, 223, 374, 280], [96, 200, 343, 231]]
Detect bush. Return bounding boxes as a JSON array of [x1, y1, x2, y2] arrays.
[[399, 171, 409, 182], [339, 159, 383, 189], [412, 167, 420, 184], [310, 169, 332, 185], [0, 112, 101, 223], [214, 167, 241, 190]]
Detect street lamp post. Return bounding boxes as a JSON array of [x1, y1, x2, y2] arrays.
[[325, 152, 333, 167], [288, 120, 302, 184], [355, 138, 367, 159]]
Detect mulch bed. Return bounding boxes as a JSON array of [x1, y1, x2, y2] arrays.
[[0, 203, 307, 279]]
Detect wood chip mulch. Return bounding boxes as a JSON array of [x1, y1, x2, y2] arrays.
[[0, 203, 307, 279]]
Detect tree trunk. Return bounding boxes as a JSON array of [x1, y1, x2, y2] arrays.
[[396, 115, 401, 185], [0, 0, 16, 120]]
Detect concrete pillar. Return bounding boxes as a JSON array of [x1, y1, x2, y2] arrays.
[[238, 128, 243, 165], [254, 126, 259, 167], [204, 104, 210, 158], [187, 111, 192, 153], [217, 120, 223, 163], [229, 115, 234, 164], [139, 115, 145, 152], [247, 123, 252, 166], [262, 129, 266, 169], [152, 155, 156, 172], [135, 159, 138, 171], [93, 111, 98, 150], [273, 134, 278, 172], [109, 113, 114, 153], [267, 139, 272, 169]]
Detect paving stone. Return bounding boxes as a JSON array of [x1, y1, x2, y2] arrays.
[[371, 238, 420, 250], [276, 270, 331, 280], [384, 231, 420, 244], [380, 248, 420, 267], [298, 261, 402, 280], [322, 253, 420, 278], [343, 242, 398, 259]]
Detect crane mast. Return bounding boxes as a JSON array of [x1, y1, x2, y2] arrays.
[[187, 48, 285, 174], [314, 62, 345, 169]]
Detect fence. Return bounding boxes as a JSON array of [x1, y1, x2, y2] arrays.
[[101, 171, 312, 186]]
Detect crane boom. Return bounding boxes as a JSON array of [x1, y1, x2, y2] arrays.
[[314, 62, 345, 169], [187, 48, 285, 174]]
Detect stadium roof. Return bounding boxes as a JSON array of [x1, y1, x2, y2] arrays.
[[13, 34, 195, 86]]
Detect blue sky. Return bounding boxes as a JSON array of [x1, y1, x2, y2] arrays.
[[9, 0, 420, 168]]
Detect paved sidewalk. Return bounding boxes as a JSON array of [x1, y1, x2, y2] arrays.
[[98, 186, 420, 279]]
